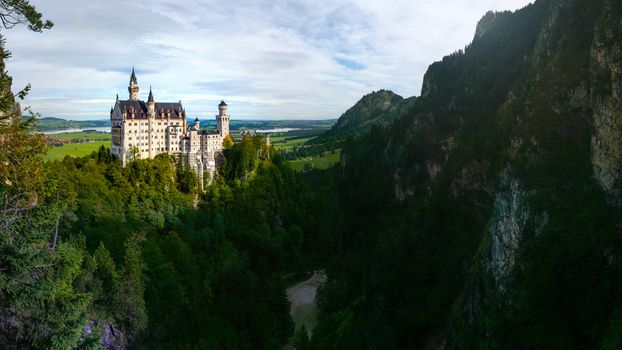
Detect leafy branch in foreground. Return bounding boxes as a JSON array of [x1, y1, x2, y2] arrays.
[[0, 0, 52, 32]]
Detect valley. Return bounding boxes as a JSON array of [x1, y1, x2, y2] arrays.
[[3, 0, 622, 349]]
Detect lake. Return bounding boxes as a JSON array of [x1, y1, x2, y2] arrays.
[[254, 128, 302, 133], [43, 127, 111, 135]]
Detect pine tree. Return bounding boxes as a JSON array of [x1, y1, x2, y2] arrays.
[[115, 233, 147, 344], [93, 242, 119, 307], [0, 3, 97, 348]]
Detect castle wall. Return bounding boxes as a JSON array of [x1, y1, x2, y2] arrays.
[[110, 71, 230, 185]]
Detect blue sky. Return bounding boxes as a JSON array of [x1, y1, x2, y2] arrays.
[[5, 0, 533, 120]]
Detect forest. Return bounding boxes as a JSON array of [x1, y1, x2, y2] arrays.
[[5, 0, 622, 349], [3, 117, 344, 348], [0, 3, 341, 349]]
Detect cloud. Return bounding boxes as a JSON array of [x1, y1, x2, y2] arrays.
[[4, 0, 533, 120]]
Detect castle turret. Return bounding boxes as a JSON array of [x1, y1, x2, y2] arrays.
[[194, 117, 200, 129], [147, 86, 155, 116], [128, 67, 139, 101], [216, 100, 230, 137]]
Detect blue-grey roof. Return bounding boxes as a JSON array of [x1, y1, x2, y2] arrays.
[[116, 99, 185, 119]]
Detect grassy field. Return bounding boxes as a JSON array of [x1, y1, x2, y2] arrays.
[[43, 131, 111, 161], [271, 136, 313, 150], [286, 149, 341, 171], [44, 142, 109, 161]]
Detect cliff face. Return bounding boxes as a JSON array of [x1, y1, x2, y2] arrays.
[[487, 169, 529, 292], [319, 0, 622, 348], [590, 1, 622, 205]]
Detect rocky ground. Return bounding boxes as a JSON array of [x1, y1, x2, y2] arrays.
[[286, 270, 327, 337]]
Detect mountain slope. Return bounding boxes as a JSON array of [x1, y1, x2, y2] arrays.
[[313, 90, 415, 143], [311, 0, 622, 348]]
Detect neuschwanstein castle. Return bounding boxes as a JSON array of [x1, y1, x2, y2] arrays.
[[110, 68, 231, 182]]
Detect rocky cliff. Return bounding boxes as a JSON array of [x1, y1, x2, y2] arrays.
[[313, 0, 622, 348]]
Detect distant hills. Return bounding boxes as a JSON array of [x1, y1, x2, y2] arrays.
[[34, 116, 337, 132], [312, 89, 416, 144], [35, 117, 110, 131]]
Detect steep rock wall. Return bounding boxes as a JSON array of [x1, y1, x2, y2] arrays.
[[590, 1, 622, 205]]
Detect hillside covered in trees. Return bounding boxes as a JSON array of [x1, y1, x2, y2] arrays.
[[311, 90, 416, 144], [3, 127, 342, 349], [306, 0, 622, 348], [4, 0, 622, 349]]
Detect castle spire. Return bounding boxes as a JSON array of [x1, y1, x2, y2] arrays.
[[128, 67, 139, 101], [130, 66, 137, 85], [147, 86, 155, 116]]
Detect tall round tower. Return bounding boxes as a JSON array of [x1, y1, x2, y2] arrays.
[[128, 67, 139, 101], [217, 100, 230, 137]]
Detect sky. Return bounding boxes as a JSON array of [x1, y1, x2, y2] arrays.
[[4, 0, 533, 120]]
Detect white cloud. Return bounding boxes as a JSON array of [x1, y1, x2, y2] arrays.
[[5, 0, 533, 120]]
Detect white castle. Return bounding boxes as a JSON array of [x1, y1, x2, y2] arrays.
[[110, 68, 230, 182]]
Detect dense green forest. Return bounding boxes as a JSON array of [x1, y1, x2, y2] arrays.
[[4, 0, 622, 349], [0, 3, 341, 349], [3, 125, 343, 349], [305, 0, 622, 349]]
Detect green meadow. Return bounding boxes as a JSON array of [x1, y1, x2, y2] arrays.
[[44, 131, 112, 161], [271, 136, 313, 150], [285, 149, 341, 171], [44, 141, 110, 161]]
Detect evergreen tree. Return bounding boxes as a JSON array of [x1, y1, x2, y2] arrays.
[[0, 3, 97, 349], [115, 233, 147, 344], [93, 242, 119, 307]]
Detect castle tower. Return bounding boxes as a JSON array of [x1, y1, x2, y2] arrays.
[[194, 117, 200, 129], [147, 86, 155, 116], [217, 100, 230, 137], [128, 67, 139, 101]]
